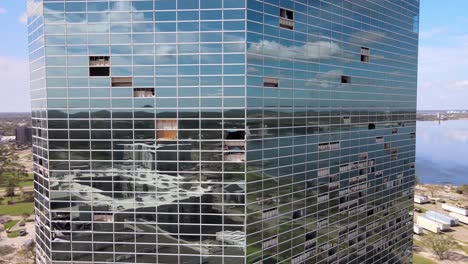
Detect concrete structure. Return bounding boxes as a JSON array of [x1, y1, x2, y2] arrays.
[[413, 224, 423, 235], [416, 215, 449, 233], [449, 212, 468, 225], [28, 0, 419, 263], [15, 126, 33, 145], [426, 211, 458, 226], [442, 203, 468, 216], [414, 195, 429, 204]]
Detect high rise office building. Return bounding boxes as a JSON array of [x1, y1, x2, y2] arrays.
[[16, 126, 33, 145], [29, 0, 419, 263]]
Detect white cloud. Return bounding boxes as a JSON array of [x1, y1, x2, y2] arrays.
[[248, 40, 340, 61], [19, 12, 27, 24], [448, 80, 468, 91], [0, 57, 30, 112], [349, 31, 387, 45], [306, 70, 343, 88], [419, 27, 449, 40], [417, 40, 468, 109], [0, 8, 7, 14]]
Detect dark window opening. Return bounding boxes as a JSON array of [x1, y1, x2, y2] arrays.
[[305, 231, 316, 240], [341, 75, 351, 84], [343, 116, 351, 124], [90, 67, 110, 77], [224, 130, 246, 153], [280, 8, 294, 20], [368, 123, 376, 129], [90, 56, 110, 66], [89, 56, 110, 77], [134, 88, 155, 97], [279, 8, 294, 29], [292, 209, 304, 219], [263, 77, 279, 87], [361, 54, 370, 62], [112, 77, 133, 87], [225, 130, 245, 140], [361, 47, 370, 62]]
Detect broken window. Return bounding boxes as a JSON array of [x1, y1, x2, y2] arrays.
[[156, 119, 177, 140], [279, 8, 294, 29], [280, 8, 294, 19], [360, 47, 370, 62], [224, 130, 245, 152], [225, 130, 245, 140], [94, 213, 113, 222], [359, 153, 368, 160], [224, 152, 245, 162], [263, 77, 279, 87], [89, 56, 110, 76], [341, 75, 351, 84], [343, 116, 351, 124], [112, 77, 133, 87], [134, 88, 155, 97]]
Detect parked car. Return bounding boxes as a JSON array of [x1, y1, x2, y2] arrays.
[[438, 199, 446, 203], [450, 196, 458, 201], [19, 230, 28, 236], [414, 208, 423, 213]]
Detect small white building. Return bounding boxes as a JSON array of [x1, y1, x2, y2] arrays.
[[449, 212, 468, 224], [426, 211, 458, 226], [442, 203, 468, 216], [414, 195, 429, 204], [416, 215, 449, 233], [413, 224, 423, 235]]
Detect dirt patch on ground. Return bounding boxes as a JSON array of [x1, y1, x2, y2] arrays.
[[15, 148, 33, 174]]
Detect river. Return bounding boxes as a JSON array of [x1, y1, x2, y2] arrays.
[[417, 120, 468, 185]]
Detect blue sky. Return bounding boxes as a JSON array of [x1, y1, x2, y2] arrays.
[[0, 1, 466, 112]]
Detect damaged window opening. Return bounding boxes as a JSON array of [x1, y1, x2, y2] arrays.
[[280, 8, 294, 29], [89, 56, 110, 76], [341, 75, 351, 84], [361, 47, 370, 62], [134, 88, 155, 98], [112, 77, 133, 87]]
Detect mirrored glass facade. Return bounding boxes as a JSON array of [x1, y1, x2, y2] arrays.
[[29, 0, 419, 263]]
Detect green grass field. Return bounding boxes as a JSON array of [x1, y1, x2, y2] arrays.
[[7, 230, 20, 238], [3, 220, 19, 230], [0, 202, 34, 216], [413, 254, 436, 264]]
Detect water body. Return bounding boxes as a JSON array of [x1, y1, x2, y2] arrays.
[[417, 120, 468, 185]]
